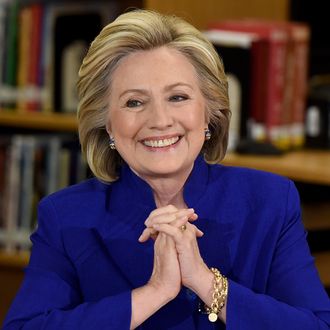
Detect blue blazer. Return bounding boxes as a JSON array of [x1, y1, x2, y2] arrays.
[[3, 156, 330, 329]]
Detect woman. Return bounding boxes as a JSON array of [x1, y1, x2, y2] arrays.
[[3, 9, 330, 330]]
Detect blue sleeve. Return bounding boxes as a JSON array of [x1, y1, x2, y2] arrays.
[[226, 181, 330, 329], [3, 199, 132, 330]]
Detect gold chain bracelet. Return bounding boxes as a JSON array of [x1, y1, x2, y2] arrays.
[[204, 267, 228, 322]]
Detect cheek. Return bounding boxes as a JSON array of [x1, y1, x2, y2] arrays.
[[182, 106, 207, 130], [110, 113, 140, 139]]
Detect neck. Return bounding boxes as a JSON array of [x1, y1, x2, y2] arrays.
[[137, 166, 193, 209]]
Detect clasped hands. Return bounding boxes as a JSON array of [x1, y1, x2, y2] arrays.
[[138, 205, 211, 301]]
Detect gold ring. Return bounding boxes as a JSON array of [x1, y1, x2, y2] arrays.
[[180, 225, 187, 232]]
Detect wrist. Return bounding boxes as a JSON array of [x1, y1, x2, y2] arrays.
[[186, 264, 214, 301], [146, 280, 179, 303]]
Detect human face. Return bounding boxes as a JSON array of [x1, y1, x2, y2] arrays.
[[107, 47, 207, 180]]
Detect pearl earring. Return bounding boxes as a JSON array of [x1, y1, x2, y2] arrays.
[[109, 136, 116, 150], [205, 128, 211, 141]]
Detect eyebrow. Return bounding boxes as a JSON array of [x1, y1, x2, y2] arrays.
[[118, 82, 194, 99], [164, 82, 194, 92]]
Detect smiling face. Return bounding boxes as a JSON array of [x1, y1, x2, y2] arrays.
[[107, 46, 208, 180]]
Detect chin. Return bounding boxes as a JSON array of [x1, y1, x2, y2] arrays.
[[141, 159, 192, 178]]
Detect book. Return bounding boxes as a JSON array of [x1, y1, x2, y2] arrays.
[[0, 0, 19, 109], [287, 23, 310, 148], [3, 0, 18, 87], [208, 20, 289, 149], [204, 30, 257, 150], [61, 40, 87, 112], [16, 5, 33, 112], [1, 1, 118, 112], [0, 133, 90, 251], [0, 1, 6, 97], [40, 2, 118, 112], [1, 135, 23, 251], [26, 3, 43, 111], [17, 136, 36, 249], [0, 137, 10, 229], [45, 136, 60, 195]]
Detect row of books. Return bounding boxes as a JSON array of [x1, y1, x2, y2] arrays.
[[0, 134, 90, 252], [0, 0, 117, 113], [204, 20, 310, 150]]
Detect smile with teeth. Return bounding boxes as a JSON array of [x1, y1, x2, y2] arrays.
[[142, 136, 180, 148]]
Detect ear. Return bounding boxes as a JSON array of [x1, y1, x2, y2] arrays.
[[204, 118, 210, 130], [105, 122, 112, 137]]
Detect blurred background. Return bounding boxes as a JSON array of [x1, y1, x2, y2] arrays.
[[0, 0, 329, 324]]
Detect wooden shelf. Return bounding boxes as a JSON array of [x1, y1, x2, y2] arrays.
[[0, 251, 30, 269], [0, 111, 78, 132], [314, 251, 330, 287], [222, 150, 330, 186], [303, 202, 330, 231]]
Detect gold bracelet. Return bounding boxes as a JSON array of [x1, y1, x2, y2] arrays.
[[205, 267, 228, 322]]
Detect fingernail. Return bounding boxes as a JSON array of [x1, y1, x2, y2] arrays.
[[153, 224, 160, 229]]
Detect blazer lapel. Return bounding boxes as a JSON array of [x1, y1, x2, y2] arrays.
[[195, 216, 234, 277], [100, 206, 155, 289]]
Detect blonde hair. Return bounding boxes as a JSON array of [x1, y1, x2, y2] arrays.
[[77, 9, 230, 182]]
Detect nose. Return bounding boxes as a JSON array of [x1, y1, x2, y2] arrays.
[[148, 101, 174, 129]]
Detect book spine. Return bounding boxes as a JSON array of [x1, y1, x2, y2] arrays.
[[45, 136, 60, 195], [27, 3, 43, 111], [1, 0, 19, 109], [4, 0, 18, 87], [0, 139, 8, 229], [16, 5, 32, 112], [2, 135, 23, 252], [0, 2, 5, 99], [248, 39, 268, 141], [290, 24, 310, 148], [18, 137, 36, 247], [264, 28, 288, 149]]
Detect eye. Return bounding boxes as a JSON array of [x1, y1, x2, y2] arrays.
[[169, 94, 189, 102], [126, 99, 142, 108]]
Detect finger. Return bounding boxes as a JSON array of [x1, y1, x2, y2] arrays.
[[196, 229, 204, 237], [140, 212, 194, 242], [153, 221, 204, 240], [145, 208, 195, 227], [140, 210, 198, 242], [165, 213, 199, 229], [189, 223, 204, 237], [189, 213, 198, 221], [145, 205, 178, 225], [138, 227, 157, 242], [153, 223, 182, 242]]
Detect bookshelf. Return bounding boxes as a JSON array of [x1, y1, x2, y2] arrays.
[[223, 150, 330, 185], [0, 111, 77, 131]]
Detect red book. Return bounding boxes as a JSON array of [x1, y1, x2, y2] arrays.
[[27, 3, 43, 111], [287, 23, 310, 148], [17, 5, 33, 112], [208, 20, 289, 149]]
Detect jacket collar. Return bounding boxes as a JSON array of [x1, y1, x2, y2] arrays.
[[113, 154, 209, 211]]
